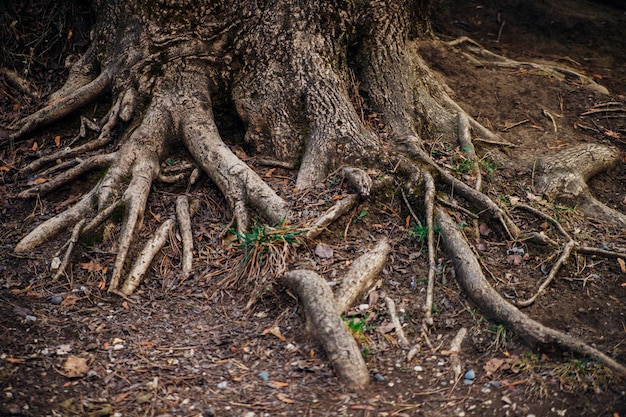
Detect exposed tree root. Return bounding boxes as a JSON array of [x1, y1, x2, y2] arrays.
[[119, 219, 175, 296], [436, 207, 626, 377], [8, 0, 626, 390], [283, 270, 369, 390], [334, 238, 391, 314], [447, 37, 610, 95], [534, 143, 626, 228]]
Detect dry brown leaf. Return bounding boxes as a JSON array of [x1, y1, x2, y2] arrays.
[[618, 258, 626, 273], [314, 243, 334, 258], [5, 357, 25, 363], [270, 380, 289, 388], [484, 357, 506, 376], [0, 166, 10, 172], [60, 355, 89, 378], [264, 168, 275, 178], [31, 142, 38, 151], [81, 260, 103, 272], [262, 326, 286, 342], [54, 135, 61, 147], [276, 393, 294, 404]]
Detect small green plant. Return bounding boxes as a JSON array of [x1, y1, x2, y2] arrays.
[[409, 223, 440, 242], [488, 324, 510, 351], [344, 314, 376, 349], [230, 220, 307, 288], [353, 210, 368, 224], [480, 158, 498, 174], [451, 158, 474, 176]]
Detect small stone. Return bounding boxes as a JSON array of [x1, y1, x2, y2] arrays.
[[49, 295, 63, 305], [25, 315, 37, 322], [486, 380, 501, 388], [464, 369, 475, 380], [413, 365, 424, 372], [463, 379, 474, 385], [217, 381, 228, 389], [374, 373, 385, 382], [501, 395, 512, 404], [257, 371, 269, 381]]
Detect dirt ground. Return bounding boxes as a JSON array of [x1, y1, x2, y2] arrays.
[[1, 1, 626, 416]]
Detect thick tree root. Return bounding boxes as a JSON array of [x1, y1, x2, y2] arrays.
[[283, 270, 369, 390], [306, 195, 359, 240], [448, 327, 467, 381], [534, 143, 626, 228], [334, 238, 391, 314], [385, 296, 410, 348], [436, 207, 626, 377]]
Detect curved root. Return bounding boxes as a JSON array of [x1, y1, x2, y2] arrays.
[[437, 207, 626, 377]]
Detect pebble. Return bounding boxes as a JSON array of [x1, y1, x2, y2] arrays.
[[25, 315, 37, 322], [413, 365, 424, 372], [463, 379, 474, 385], [257, 371, 269, 381], [49, 295, 63, 305], [464, 369, 475, 380], [374, 373, 385, 382], [217, 381, 228, 389]]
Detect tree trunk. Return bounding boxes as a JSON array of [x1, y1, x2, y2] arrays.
[[8, 0, 626, 386]]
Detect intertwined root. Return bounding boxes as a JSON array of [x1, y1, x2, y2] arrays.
[[13, 57, 289, 294], [9, 2, 626, 388]]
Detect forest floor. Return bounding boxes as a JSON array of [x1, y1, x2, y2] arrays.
[[1, 0, 626, 416]]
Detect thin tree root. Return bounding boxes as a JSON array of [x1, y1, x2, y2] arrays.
[[457, 112, 482, 191], [422, 171, 437, 326], [283, 269, 369, 390], [417, 148, 520, 238], [10, 68, 114, 141], [306, 194, 359, 239], [334, 238, 391, 314], [176, 196, 194, 279], [436, 207, 626, 377], [576, 246, 626, 260], [119, 218, 175, 296], [447, 37, 609, 95], [19, 153, 116, 198], [52, 219, 86, 280], [385, 296, 410, 348], [22, 96, 122, 175], [517, 240, 576, 307]]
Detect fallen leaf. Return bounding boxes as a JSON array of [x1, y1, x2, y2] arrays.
[[276, 393, 294, 404], [618, 258, 626, 273], [484, 357, 506, 376], [377, 321, 396, 334], [479, 223, 492, 236], [604, 130, 620, 139], [270, 380, 289, 388], [5, 357, 25, 363], [506, 254, 523, 265], [122, 301, 130, 311], [60, 294, 80, 310], [33, 177, 47, 184], [31, 141, 38, 151], [60, 355, 89, 378], [0, 166, 10, 172], [81, 260, 103, 272], [264, 168, 275, 178], [314, 243, 334, 258], [54, 135, 61, 147], [262, 326, 286, 342]]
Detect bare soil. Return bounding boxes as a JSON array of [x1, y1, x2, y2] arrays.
[[1, 1, 626, 416]]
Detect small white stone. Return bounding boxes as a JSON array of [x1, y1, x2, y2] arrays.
[[413, 365, 424, 372]]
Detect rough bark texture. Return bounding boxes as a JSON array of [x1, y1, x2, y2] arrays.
[[8, 0, 626, 388]]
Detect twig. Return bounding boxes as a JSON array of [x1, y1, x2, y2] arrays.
[[501, 119, 529, 132], [422, 171, 437, 326], [448, 327, 467, 381], [402, 188, 423, 227], [576, 246, 626, 260], [52, 219, 86, 280], [385, 296, 410, 348], [542, 109, 558, 133]]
